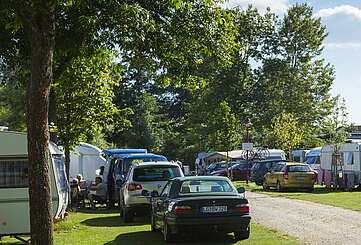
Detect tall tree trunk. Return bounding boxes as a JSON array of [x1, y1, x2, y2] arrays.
[[26, 1, 56, 244], [64, 144, 71, 180]]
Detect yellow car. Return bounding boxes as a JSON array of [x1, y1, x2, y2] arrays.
[[263, 162, 315, 192]]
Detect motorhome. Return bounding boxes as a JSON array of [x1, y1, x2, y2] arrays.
[[0, 131, 68, 241]]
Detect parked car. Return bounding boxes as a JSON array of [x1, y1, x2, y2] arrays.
[[206, 162, 238, 175], [119, 161, 184, 222], [263, 162, 316, 192], [211, 163, 250, 180], [143, 176, 251, 242], [250, 160, 287, 185]]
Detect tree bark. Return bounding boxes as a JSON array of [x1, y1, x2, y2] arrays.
[[26, 1, 56, 244], [64, 144, 71, 180]]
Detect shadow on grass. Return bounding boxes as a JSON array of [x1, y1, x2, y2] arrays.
[[104, 231, 237, 245], [74, 207, 121, 214], [81, 216, 149, 227], [251, 186, 354, 195]]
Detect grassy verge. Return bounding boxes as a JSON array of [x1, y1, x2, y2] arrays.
[[234, 181, 361, 212], [2, 209, 298, 245]]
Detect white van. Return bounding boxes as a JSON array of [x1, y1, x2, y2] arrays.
[[0, 131, 69, 241]]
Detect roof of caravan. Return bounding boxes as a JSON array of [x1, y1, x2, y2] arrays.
[[103, 148, 148, 155], [0, 131, 28, 156], [73, 143, 102, 155], [0, 131, 62, 156]]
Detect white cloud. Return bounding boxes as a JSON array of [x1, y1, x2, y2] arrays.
[[314, 5, 361, 21], [221, 0, 289, 14], [324, 42, 361, 49]]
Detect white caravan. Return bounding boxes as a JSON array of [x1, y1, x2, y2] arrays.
[[69, 143, 106, 181], [0, 131, 69, 240], [320, 143, 361, 188]]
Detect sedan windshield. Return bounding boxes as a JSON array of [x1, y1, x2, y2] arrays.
[[133, 165, 182, 182], [179, 179, 236, 195]]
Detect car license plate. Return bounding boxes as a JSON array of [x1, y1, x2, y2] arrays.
[[296, 176, 305, 181], [201, 206, 227, 213]]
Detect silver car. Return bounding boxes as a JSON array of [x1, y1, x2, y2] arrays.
[[120, 161, 184, 222]]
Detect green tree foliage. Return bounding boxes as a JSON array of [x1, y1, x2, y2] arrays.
[[112, 92, 165, 152], [0, 83, 26, 130], [265, 112, 305, 157], [55, 50, 131, 176], [318, 96, 353, 145]]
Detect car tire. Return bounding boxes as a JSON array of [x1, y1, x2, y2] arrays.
[[276, 181, 282, 192], [163, 221, 174, 243], [307, 187, 314, 193], [234, 226, 250, 241], [122, 206, 133, 223], [151, 213, 158, 232]]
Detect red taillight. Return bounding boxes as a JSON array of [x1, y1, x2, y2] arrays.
[[234, 203, 250, 213], [127, 183, 142, 191], [174, 205, 192, 215]]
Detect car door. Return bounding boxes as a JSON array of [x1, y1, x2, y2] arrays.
[[155, 181, 172, 229], [266, 165, 280, 187]]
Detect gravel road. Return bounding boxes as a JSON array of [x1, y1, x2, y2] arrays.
[[247, 192, 361, 245]]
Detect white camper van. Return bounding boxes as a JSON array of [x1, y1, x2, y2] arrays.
[[0, 131, 69, 241], [69, 143, 106, 181]]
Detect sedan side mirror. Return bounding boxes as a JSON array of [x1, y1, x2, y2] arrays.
[[141, 190, 150, 197], [151, 190, 159, 197], [237, 187, 245, 194]]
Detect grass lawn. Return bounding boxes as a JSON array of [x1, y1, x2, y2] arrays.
[[234, 181, 361, 212], [2, 209, 298, 245]]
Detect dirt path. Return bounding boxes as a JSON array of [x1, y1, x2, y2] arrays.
[[247, 192, 361, 245]]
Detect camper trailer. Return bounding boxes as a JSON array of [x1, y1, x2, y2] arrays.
[[69, 143, 106, 181], [319, 143, 361, 189], [304, 147, 321, 170], [0, 131, 69, 240], [291, 149, 309, 162]]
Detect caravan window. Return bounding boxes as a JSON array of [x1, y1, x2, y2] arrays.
[[0, 159, 28, 188], [343, 152, 354, 165]]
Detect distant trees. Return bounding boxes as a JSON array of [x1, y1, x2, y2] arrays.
[[0, 4, 353, 234]]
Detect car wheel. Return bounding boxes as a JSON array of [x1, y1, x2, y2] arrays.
[[163, 221, 174, 243], [151, 213, 158, 232], [122, 206, 133, 223], [276, 181, 282, 192], [234, 226, 250, 241], [307, 187, 314, 193]]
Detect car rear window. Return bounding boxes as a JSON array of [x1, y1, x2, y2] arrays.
[[288, 165, 311, 172], [133, 165, 182, 182], [179, 179, 235, 195]]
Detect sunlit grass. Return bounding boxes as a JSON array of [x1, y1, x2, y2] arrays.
[[2, 209, 299, 245]]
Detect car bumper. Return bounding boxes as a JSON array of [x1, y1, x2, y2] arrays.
[[283, 183, 314, 189], [166, 215, 251, 233]]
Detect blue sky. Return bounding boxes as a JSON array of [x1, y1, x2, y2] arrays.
[[223, 0, 361, 124]]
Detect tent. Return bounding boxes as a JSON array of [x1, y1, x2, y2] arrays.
[[69, 143, 106, 181]]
